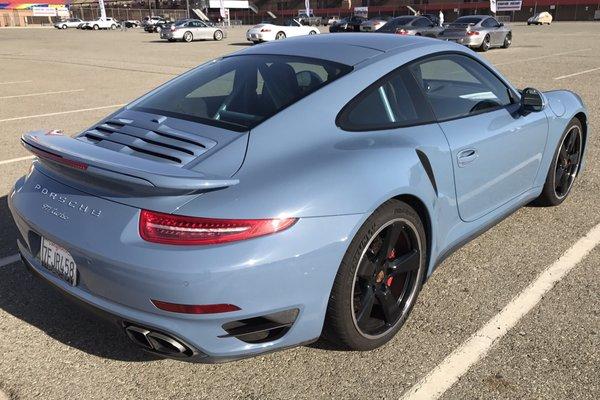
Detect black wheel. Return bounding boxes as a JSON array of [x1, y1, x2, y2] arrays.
[[252, 40, 260, 44], [213, 30, 223, 41], [275, 31, 286, 40], [155, 26, 162, 33], [111, 24, 117, 30], [535, 118, 583, 206], [479, 34, 491, 52], [502, 32, 512, 48], [309, 30, 318, 35], [183, 31, 193, 42], [93, 24, 99, 30], [62, 24, 67, 29], [323, 200, 427, 350]]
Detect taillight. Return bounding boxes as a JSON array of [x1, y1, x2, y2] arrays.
[[396, 28, 408, 35], [139, 210, 297, 245], [467, 30, 479, 36], [151, 300, 240, 314], [260, 28, 271, 32], [29, 146, 88, 170]]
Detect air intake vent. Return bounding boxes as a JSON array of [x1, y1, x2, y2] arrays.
[[79, 119, 217, 166], [220, 309, 299, 344]]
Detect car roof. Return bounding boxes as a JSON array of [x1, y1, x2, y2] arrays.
[[235, 33, 437, 66]]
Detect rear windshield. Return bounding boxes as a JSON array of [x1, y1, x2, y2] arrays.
[[132, 55, 352, 131], [378, 16, 416, 31], [452, 17, 483, 25]]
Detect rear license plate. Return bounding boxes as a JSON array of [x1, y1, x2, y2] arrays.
[[251, 34, 257, 38], [39, 237, 77, 286]]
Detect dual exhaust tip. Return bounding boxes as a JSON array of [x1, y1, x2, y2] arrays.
[[124, 324, 196, 358]]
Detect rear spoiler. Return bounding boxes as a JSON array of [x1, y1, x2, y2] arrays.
[[22, 130, 239, 192]]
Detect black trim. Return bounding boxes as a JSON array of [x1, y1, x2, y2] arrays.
[[416, 149, 438, 195]]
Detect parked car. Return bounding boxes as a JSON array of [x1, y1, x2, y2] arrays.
[[123, 20, 141, 28], [439, 15, 512, 51], [146, 19, 173, 33], [329, 15, 367, 32], [160, 19, 226, 42], [528, 11, 553, 25], [11, 34, 587, 362], [142, 16, 165, 28], [325, 15, 340, 26], [81, 18, 119, 30], [359, 16, 391, 32], [246, 19, 319, 43], [378, 15, 443, 37], [297, 12, 322, 26], [53, 18, 83, 29]]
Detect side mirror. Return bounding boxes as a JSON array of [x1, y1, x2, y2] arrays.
[[521, 87, 546, 112], [499, 22, 504, 26]]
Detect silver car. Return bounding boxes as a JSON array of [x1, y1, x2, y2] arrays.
[[440, 15, 512, 51], [160, 19, 226, 42], [377, 16, 443, 37], [54, 18, 83, 29]]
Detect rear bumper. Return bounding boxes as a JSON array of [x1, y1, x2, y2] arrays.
[[8, 171, 363, 361], [440, 35, 483, 47]]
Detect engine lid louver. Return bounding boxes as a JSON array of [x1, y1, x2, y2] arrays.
[[79, 119, 217, 166]]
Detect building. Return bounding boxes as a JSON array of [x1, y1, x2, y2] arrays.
[[0, 1, 67, 27], [1, 0, 599, 27]]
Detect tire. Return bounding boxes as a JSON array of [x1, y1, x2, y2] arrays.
[[167, 38, 175, 42], [309, 30, 318, 35], [111, 24, 116, 30], [478, 34, 491, 52], [323, 199, 427, 350], [535, 118, 584, 206], [252, 40, 260, 44], [213, 30, 223, 41], [155, 26, 162, 33], [502, 32, 512, 48], [93, 24, 99, 30], [62, 24, 67, 29], [275, 31, 286, 40], [183, 31, 193, 42]]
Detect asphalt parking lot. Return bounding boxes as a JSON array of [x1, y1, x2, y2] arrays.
[[0, 23, 599, 399]]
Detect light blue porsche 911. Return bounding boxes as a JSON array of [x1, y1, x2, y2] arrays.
[[9, 34, 587, 362]]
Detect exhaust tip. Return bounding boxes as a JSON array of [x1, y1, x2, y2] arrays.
[[124, 324, 196, 358]]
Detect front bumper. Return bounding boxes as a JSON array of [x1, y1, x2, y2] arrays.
[[8, 170, 363, 362]]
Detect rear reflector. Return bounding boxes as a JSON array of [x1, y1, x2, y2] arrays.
[[151, 300, 240, 314], [139, 209, 297, 245], [29, 146, 88, 170]]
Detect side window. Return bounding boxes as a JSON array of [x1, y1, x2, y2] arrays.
[[482, 18, 498, 28], [337, 68, 434, 131], [413, 18, 431, 27], [409, 54, 512, 121]]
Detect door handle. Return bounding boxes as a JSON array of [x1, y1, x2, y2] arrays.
[[457, 149, 479, 167]]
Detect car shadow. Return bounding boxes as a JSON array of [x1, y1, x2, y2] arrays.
[[0, 195, 158, 362], [229, 42, 253, 46]]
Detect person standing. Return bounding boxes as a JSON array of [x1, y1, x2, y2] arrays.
[[439, 10, 444, 26]]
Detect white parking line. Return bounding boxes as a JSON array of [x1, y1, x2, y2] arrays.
[[0, 89, 84, 100], [0, 104, 126, 123], [401, 222, 600, 400], [0, 155, 34, 166], [0, 254, 20, 269], [554, 66, 600, 81], [494, 48, 591, 66], [0, 80, 33, 85]]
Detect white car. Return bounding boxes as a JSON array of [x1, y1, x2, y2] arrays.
[[326, 16, 340, 26], [246, 19, 319, 44], [82, 18, 119, 30], [54, 18, 84, 29]]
